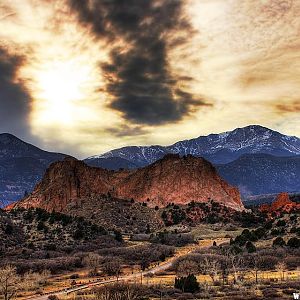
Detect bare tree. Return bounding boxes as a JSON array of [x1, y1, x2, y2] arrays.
[[224, 250, 244, 284], [21, 270, 50, 292], [102, 259, 122, 280], [276, 262, 286, 281], [39, 269, 51, 285], [83, 253, 102, 276], [248, 254, 260, 284], [94, 283, 141, 300], [200, 256, 220, 284], [22, 271, 40, 292], [0, 265, 20, 300], [176, 259, 198, 277]]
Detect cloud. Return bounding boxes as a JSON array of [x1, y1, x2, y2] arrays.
[[0, 47, 34, 140], [274, 100, 300, 114], [106, 125, 148, 137], [69, 0, 206, 125]]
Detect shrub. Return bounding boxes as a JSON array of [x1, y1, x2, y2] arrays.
[[273, 237, 286, 247], [246, 241, 256, 253], [287, 237, 300, 248], [114, 230, 123, 242], [276, 220, 286, 227], [44, 244, 57, 251], [151, 232, 194, 247], [37, 221, 46, 231], [271, 229, 280, 236], [69, 273, 80, 279], [234, 235, 247, 246], [73, 229, 84, 240], [254, 227, 266, 239], [284, 256, 300, 270], [48, 295, 59, 300], [94, 283, 143, 299], [4, 223, 14, 234], [174, 274, 200, 293], [261, 288, 278, 298], [264, 221, 273, 230]]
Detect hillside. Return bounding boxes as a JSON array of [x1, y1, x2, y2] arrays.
[[0, 134, 66, 205], [9, 154, 244, 212], [216, 154, 300, 196], [0, 207, 115, 254]]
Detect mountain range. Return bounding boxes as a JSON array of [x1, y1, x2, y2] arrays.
[[216, 154, 300, 196], [85, 125, 300, 167], [0, 125, 299, 205]]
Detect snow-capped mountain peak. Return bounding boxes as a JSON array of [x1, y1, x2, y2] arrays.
[[86, 125, 300, 166]]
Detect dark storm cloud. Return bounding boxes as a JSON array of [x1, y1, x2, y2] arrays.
[[0, 47, 33, 139], [69, 0, 206, 125]]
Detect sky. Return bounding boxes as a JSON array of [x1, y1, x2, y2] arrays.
[[0, 0, 299, 158]]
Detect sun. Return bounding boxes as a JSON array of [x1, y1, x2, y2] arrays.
[[32, 59, 94, 126]]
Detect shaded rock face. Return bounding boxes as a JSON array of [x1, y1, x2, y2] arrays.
[[260, 192, 300, 214], [9, 155, 244, 212]]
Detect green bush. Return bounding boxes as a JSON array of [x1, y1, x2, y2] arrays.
[[276, 220, 286, 227], [174, 274, 200, 293], [37, 221, 46, 231], [287, 237, 300, 248], [272, 237, 286, 247], [246, 241, 256, 253], [4, 223, 13, 235], [114, 230, 123, 242], [254, 227, 266, 239]]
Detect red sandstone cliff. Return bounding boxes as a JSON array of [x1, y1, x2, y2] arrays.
[[9, 154, 244, 212], [259, 192, 300, 214]]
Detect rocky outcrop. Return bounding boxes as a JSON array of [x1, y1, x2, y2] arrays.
[[259, 192, 300, 214], [9, 154, 244, 212]]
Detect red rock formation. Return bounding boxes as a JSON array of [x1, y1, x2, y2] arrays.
[[259, 192, 300, 214], [8, 154, 244, 212]]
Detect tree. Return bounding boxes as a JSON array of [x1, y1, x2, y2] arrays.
[[200, 256, 220, 284], [276, 262, 286, 281], [176, 260, 198, 277], [287, 237, 300, 248], [276, 220, 286, 227], [83, 253, 102, 276], [248, 254, 260, 284], [246, 241, 256, 253], [174, 274, 199, 293], [114, 230, 123, 243], [39, 269, 51, 285], [22, 271, 40, 291], [224, 249, 244, 284], [273, 237, 286, 247], [103, 259, 122, 280], [140, 258, 150, 272], [95, 283, 141, 300], [0, 265, 20, 300]]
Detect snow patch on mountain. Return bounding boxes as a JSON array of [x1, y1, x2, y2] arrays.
[[86, 125, 300, 166]]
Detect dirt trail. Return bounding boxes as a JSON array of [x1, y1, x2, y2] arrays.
[[26, 238, 229, 300]]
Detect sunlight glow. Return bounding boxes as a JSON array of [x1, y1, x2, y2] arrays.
[[34, 60, 90, 125]]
